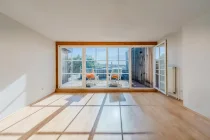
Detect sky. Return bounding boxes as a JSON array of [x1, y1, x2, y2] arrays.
[[65, 47, 129, 60]]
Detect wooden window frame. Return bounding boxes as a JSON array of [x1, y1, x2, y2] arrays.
[[55, 41, 157, 89]]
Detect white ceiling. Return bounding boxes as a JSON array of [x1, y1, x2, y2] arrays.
[[0, 0, 210, 41]]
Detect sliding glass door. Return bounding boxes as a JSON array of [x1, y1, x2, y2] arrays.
[[154, 42, 167, 94]]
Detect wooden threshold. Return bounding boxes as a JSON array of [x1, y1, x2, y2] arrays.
[[55, 88, 157, 93]]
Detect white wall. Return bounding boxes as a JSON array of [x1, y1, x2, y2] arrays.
[[182, 12, 210, 118], [0, 13, 55, 120], [161, 11, 210, 118]]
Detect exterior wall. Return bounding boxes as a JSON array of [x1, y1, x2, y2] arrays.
[[131, 47, 153, 87], [131, 48, 146, 82], [145, 47, 153, 85]]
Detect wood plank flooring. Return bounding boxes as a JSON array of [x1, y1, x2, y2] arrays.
[[0, 92, 210, 140]]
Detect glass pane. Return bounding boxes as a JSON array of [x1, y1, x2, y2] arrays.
[[72, 61, 82, 73], [160, 64, 165, 69], [61, 48, 72, 60], [108, 48, 118, 60], [156, 69, 159, 74], [160, 45, 165, 57], [72, 48, 82, 60], [108, 61, 118, 73], [109, 73, 119, 80], [96, 48, 106, 60], [86, 61, 95, 73], [160, 59, 165, 64], [156, 62, 159, 69], [119, 48, 129, 60], [95, 61, 106, 73], [119, 74, 129, 88], [160, 70, 165, 75], [160, 82, 165, 92], [160, 59, 165, 70], [160, 53, 165, 60], [62, 74, 82, 87], [155, 47, 159, 60], [108, 74, 119, 88], [86, 74, 107, 88], [119, 61, 129, 73], [86, 48, 95, 61], [160, 75, 165, 82], [97, 73, 107, 81], [62, 61, 72, 73], [155, 74, 159, 88], [131, 47, 152, 88]]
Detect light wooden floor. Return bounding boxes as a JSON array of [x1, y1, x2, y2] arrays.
[[0, 92, 210, 140]]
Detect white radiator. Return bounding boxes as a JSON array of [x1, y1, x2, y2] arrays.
[[167, 67, 177, 99]]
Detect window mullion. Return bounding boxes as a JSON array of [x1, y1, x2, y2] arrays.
[[129, 47, 132, 88], [106, 47, 108, 88], [82, 48, 86, 88]]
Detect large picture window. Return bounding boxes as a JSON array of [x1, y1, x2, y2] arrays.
[[59, 46, 154, 89]]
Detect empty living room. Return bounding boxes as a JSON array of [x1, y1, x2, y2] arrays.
[[0, 0, 210, 140]]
